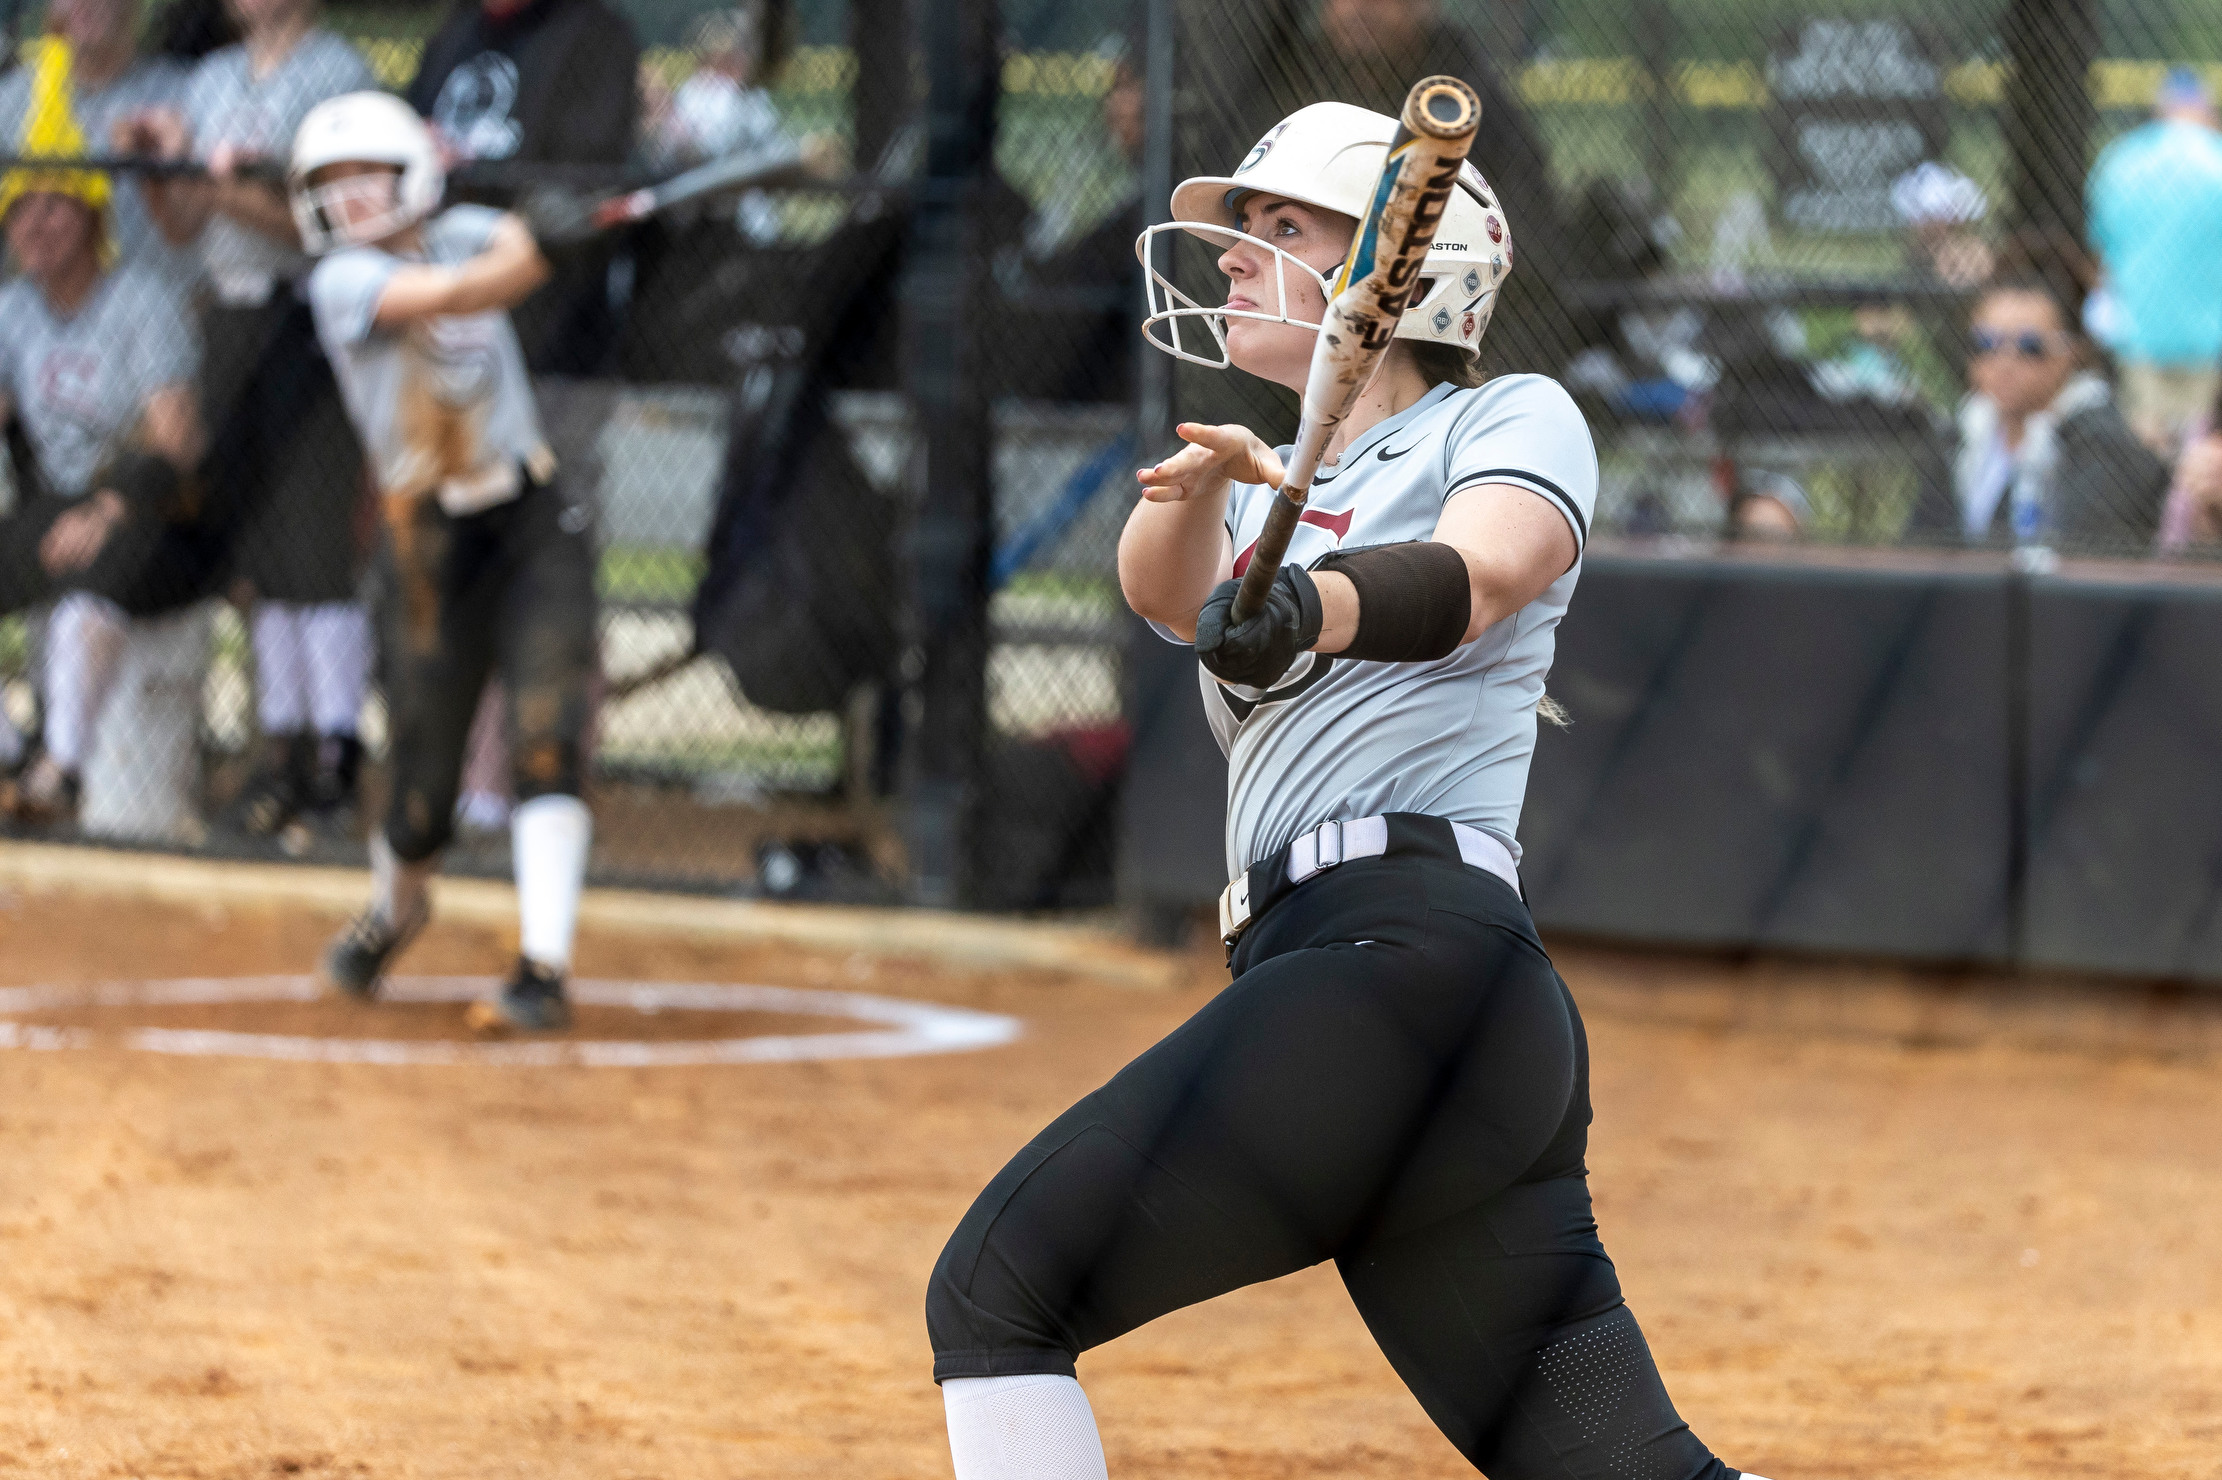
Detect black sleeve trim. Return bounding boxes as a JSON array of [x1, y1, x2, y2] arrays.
[[1446, 467, 1589, 548]]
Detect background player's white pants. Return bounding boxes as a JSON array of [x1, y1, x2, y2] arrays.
[[45, 594, 129, 773], [252, 601, 369, 736], [942, 1375, 1110, 1480]]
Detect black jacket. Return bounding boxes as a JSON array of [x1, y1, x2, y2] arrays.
[[1909, 385, 2169, 554], [406, 0, 640, 372]]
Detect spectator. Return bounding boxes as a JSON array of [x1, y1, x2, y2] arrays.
[[404, 0, 640, 374], [641, 3, 793, 244], [1726, 471, 1810, 543], [1891, 160, 1991, 288], [2160, 422, 2222, 551], [1909, 273, 2167, 552], [0, 1, 192, 284], [0, 82, 201, 824], [993, 34, 1144, 403], [117, 0, 376, 840], [2086, 66, 2222, 459]]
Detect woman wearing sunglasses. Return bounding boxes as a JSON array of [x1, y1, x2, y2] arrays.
[[1910, 268, 2166, 553]]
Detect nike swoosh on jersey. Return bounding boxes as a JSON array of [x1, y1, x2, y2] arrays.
[[1232, 507, 1353, 576], [1377, 442, 1414, 460]]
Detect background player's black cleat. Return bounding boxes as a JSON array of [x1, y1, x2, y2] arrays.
[[467, 958, 573, 1034], [321, 899, 429, 1000], [229, 732, 312, 838]]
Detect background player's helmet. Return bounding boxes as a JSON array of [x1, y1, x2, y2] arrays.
[[1137, 101, 1513, 369], [290, 91, 445, 256]]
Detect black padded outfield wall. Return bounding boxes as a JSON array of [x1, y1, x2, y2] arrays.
[[1116, 549, 2222, 984]]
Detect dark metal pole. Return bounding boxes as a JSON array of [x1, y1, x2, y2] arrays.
[[900, 0, 997, 907], [2001, 0, 2098, 241], [849, 0, 909, 172], [1136, 0, 1175, 459]]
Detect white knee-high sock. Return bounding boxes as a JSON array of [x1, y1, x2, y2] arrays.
[[512, 794, 591, 972], [44, 594, 128, 772], [299, 601, 370, 737], [942, 1375, 1110, 1480], [370, 830, 437, 924], [252, 603, 310, 735]]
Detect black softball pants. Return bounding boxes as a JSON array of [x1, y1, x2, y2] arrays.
[[928, 818, 1731, 1480], [373, 477, 598, 863]]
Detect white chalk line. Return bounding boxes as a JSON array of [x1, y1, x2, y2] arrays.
[[0, 976, 1023, 1067]]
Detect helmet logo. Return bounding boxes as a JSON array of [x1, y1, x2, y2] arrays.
[[1462, 269, 1481, 293], [1432, 307, 1452, 333], [1236, 122, 1288, 174], [1485, 215, 1502, 244], [1462, 311, 1477, 339]]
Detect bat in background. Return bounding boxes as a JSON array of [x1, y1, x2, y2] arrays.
[[0, 152, 285, 181], [1227, 75, 1483, 624]]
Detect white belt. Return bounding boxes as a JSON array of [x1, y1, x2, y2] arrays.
[[1217, 815, 1520, 946]]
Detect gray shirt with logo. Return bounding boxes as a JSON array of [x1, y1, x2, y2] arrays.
[[1154, 375, 1598, 877], [0, 266, 198, 498], [182, 30, 374, 302], [306, 205, 547, 511], [0, 55, 193, 285]]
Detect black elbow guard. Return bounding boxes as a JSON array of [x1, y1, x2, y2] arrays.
[[1313, 540, 1472, 663]]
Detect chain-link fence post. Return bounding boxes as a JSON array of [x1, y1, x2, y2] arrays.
[[2003, 0, 2101, 239], [899, 0, 998, 907]]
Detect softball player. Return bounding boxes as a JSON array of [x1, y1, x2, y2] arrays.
[[290, 92, 596, 1032], [927, 104, 1773, 1480]]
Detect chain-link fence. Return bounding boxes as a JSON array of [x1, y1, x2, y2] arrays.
[[1, 0, 2219, 907]]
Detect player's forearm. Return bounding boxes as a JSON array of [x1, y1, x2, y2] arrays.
[[374, 225, 551, 325], [1119, 492, 1232, 640], [214, 179, 301, 247]]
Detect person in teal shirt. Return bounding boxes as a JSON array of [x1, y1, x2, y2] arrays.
[[2088, 66, 2222, 458]]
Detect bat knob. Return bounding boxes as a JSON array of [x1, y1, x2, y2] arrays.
[[1405, 77, 1481, 140]]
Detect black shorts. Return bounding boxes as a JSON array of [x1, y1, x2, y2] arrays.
[[372, 476, 598, 861], [927, 815, 1732, 1480]]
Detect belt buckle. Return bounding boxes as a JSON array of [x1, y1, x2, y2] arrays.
[[1315, 818, 1343, 869], [1218, 871, 1252, 950]]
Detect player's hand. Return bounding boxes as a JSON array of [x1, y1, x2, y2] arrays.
[[515, 185, 597, 249], [116, 107, 189, 160], [1193, 566, 1322, 687], [1136, 421, 1284, 504], [39, 490, 126, 575]]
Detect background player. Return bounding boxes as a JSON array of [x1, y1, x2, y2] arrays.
[[289, 91, 596, 1032], [0, 50, 203, 820], [926, 102, 1774, 1479]]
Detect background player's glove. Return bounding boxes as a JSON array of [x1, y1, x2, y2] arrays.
[[515, 185, 597, 250], [1194, 564, 1322, 688]]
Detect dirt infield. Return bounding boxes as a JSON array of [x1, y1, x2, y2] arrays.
[[0, 878, 2216, 1480]]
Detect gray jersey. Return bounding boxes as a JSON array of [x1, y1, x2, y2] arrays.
[[1159, 376, 1597, 876], [307, 205, 548, 512], [182, 31, 374, 303], [0, 56, 192, 285], [0, 266, 198, 498]]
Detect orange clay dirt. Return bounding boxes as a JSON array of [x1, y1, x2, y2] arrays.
[[0, 878, 2216, 1480]]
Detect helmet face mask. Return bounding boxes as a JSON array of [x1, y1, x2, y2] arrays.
[[289, 91, 445, 256], [1136, 218, 1336, 369], [1136, 100, 1513, 373], [295, 168, 410, 256]]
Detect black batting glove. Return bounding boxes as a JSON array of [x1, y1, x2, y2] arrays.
[[1194, 565, 1323, 688]]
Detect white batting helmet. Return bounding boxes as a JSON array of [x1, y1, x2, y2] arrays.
[[1137, 100, 1513, 368], [289, 91, 444, 255]]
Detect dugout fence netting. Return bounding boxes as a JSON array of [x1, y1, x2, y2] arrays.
[[1, 0, 2219, 910]]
